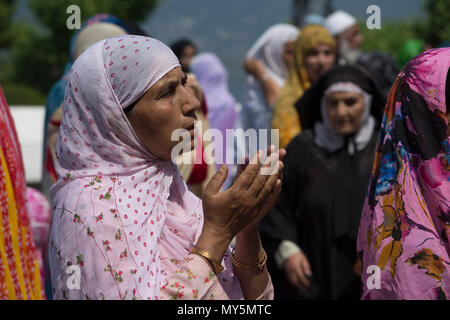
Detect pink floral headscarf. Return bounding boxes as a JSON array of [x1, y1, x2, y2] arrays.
[[48, 35, 241, 300], [357, 48, 450, 299]]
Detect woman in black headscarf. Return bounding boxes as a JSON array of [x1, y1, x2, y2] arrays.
[[170, 38, 197, 73], [260, 65, 385, 299]]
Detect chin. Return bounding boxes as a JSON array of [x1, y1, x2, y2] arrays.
[[336, 128, 357, 136]]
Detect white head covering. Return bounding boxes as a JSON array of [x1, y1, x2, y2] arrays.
[[242, 23, 299, 137], [324, 10, 357, 36], [246, 24, 300, 85], [314, 82, 375, 155], [73, 22, 128, 60]]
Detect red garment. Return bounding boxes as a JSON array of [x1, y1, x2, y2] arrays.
[[187, 149, 208, 184], [0, 85, 42, 299], [44, 148, 58, 182], [0, 86, 29, 226], [201, 92, 208, 116], [187, 96, 209, 185], [187, 134, 208, 185]]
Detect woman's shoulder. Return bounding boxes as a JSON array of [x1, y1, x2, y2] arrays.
[[285, 129, 315, 151], [282, 129, 321, 168], [364, 128, 380, 152]]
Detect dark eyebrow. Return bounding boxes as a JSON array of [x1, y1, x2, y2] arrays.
[[156, 72, 187, 99], [157, 78, 178, 97]]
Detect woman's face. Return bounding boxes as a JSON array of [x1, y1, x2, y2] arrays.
[[342, 24, 363, 50], [126, 67, 200, 160], [179, 45, 196, 72], [304, 44, 336, 83], [325, 91, 365, 136], [283, 40, 296, 70]]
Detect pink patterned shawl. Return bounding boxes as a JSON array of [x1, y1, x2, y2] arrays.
[[26, 187, 51, 296], [48, 35, 242, 300], [357, 48, 450, 299]]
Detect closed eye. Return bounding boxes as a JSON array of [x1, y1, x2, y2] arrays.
[[159, 82, 178, 99], [344, 98, 358, 106], [158, 74, 188, 99]]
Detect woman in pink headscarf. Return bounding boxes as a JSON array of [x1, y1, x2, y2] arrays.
[[49, 35, 284, 300], [357, 48, 450, 299]]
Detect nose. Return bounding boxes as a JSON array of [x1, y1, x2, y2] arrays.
[[336, 101, 348, 117], [317, 52, 328, 66], [355, 34, 363, 48], [182, 85, 201, 118]]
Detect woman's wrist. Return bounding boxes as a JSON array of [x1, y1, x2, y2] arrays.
[[256, 70, 267, 81], [232, 247, 267, 273], [194, 225, 232, 264], [234, 226, 263, 264], [236, 224, 259, 241]]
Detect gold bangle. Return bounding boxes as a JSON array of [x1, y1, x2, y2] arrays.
[[231, 248, 267, 273], [189, 247, 224, 275]]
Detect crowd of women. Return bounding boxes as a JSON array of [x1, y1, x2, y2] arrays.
[[0, 9, 448, 300]]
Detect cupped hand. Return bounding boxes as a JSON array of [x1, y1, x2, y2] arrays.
[[236, 146, 286, 234], [201, 147, 285, 242], [284, 251, 312, 291]]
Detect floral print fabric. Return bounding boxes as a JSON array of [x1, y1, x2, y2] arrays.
[[357, 48, 450, 299]]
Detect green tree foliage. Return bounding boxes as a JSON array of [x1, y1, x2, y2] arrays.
[[359, 19, 423, 57], [2, 0, 161, 104], [1, 83, 47, 105], [360, 0, 450, 60], [423, 0, 450, 46], [0, 0, 15, 48]]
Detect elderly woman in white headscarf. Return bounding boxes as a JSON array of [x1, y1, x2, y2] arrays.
[[242, 24, 299, 139], [48, 35, 286, 300]]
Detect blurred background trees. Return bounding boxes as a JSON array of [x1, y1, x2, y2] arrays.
[[0, 0, 161, 104], [361, 0, 450, 56], [422, 0, 450, 46], [360, 20, 421, 56], [0, 0, 449, 105]]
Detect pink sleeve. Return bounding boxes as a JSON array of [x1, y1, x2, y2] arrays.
[[160, 254, 230, 300], [160, 254, 274, 300], [255, 275, 274, 300]]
